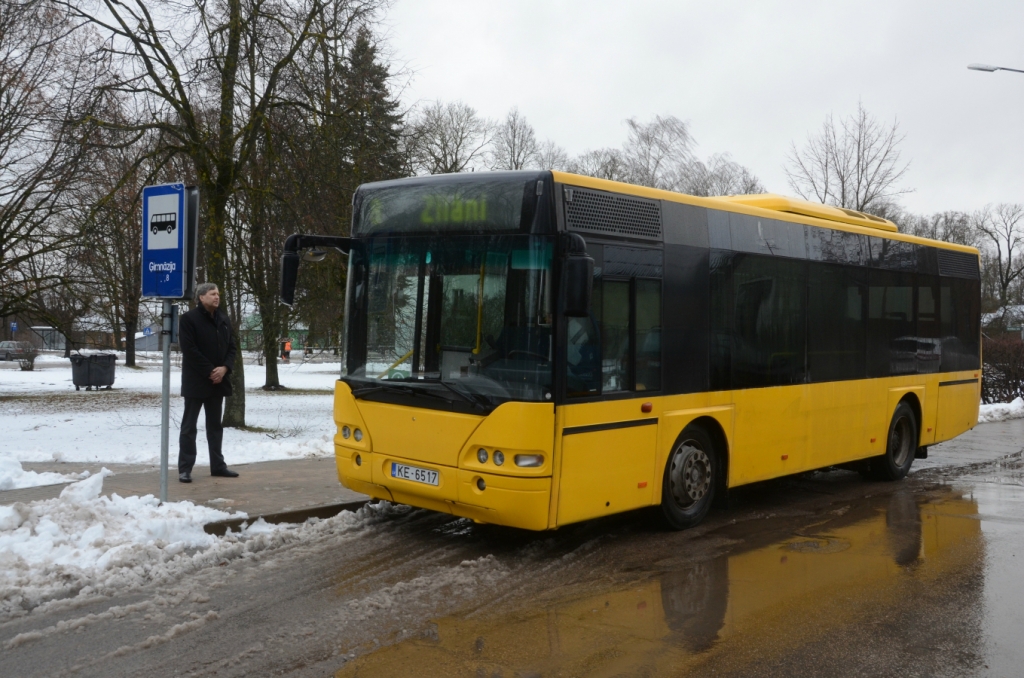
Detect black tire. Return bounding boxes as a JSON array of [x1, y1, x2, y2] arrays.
[[661, 426, 719, 530], [870, 401, 917, 481]]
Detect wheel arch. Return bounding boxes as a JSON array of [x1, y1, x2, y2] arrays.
[[656, 407, 733, 502], [886, 386, 925, 447]]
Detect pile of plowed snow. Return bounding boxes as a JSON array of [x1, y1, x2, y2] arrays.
[[0, 472, 388, 619]]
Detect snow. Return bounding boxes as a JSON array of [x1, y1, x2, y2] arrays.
[[0, 471, 400, 620], [1, 358, 341, 467], [0, 455, 88, 491], [978, 397, 1024, 424]]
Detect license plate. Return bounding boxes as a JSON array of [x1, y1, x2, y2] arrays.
[[391, 462, 439, 486]]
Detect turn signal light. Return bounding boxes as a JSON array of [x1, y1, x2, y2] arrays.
[[514, 454, 544, 468], [477, 448, 488, 464], [342, 426, 351, 439]]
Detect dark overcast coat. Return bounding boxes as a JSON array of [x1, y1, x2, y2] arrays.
[[178, 305, 236, 399]]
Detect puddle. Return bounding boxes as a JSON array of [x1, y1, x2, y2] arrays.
[[336, 489, 989, 676]]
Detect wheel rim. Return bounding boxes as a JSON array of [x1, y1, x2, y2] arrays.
[[669, 441, 712, 509], [890, 416, 913, 467]]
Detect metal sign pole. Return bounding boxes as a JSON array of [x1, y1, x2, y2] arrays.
[[142, 183, 197, 503], [160, 300, 172, 503]]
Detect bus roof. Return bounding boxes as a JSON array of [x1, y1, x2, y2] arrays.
[[550, 171, 979, 255]]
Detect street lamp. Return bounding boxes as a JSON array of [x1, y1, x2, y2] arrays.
[[968, 63, 1024, 74]]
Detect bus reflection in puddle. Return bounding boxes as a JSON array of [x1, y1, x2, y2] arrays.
[[336, 490, 983, 677]]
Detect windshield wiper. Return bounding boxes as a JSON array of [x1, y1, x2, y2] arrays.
[[418, 377, 490, 413], [350, 380, 483, 411]]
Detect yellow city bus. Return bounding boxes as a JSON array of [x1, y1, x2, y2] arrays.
[[280, 170, 981, 531]]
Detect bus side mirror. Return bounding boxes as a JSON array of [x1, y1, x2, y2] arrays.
[[280, 233, 352, 307], [280, 250, 301, 306], [564, 255, 594, 317]]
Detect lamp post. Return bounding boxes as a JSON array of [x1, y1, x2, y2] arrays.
[[968, 63, 1024, 75]]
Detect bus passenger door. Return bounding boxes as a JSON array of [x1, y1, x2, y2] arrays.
[[557, 276, 662, 525]]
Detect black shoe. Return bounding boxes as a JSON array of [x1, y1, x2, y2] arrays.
[[179, 471, 192, 483], [211, 468, 239, 478]]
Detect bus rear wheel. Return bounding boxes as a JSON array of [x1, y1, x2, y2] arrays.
[[661, 426, 718, 530], [870, 401, 917, 481]]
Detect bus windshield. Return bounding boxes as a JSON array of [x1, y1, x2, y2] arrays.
[[344, 234, 554, 409]]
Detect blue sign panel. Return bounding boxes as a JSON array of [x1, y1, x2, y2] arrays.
[[141, 184, 187, 299], [9, 322, 16, 333]]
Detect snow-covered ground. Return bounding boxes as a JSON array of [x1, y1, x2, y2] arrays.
[[1, 358, 341, 481], [979, 396, 1024, 424], [0, 470, 400, 620]]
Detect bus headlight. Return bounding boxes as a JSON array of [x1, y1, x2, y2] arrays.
[[514, 454, 543, 468], [477, 448, 488, 464], [354, 428, 363, 442], [493, 450, 505, 466], [342, 426, 351, 439]]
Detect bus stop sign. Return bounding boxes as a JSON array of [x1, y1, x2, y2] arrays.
[[141, 183, 199, 300]]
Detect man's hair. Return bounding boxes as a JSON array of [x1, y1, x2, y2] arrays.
[[195, 282, 218, 305]]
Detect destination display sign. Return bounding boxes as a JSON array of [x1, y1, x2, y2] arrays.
[[355, 177, 529, 235]]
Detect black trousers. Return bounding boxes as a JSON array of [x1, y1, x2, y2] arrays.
[[178, 396, 227, 474]]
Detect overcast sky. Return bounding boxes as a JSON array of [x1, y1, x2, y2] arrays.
[[383, 0, 1024, 215]]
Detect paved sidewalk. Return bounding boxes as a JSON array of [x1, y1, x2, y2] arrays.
[[1, 457, 368, 519]]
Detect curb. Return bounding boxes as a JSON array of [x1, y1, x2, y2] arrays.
[[203, 499, 370, 536]]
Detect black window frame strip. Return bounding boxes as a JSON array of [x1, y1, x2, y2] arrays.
[[937, 378, 979, 387], [562, 417, 658, 436]]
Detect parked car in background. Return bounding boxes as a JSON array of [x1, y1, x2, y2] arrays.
[[0, 341, 35, 361]]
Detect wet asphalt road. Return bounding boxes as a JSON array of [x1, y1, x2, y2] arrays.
[[2, 422, 1023, 677]]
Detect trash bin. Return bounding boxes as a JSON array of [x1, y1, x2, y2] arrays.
[[70, 354, 117, 391]]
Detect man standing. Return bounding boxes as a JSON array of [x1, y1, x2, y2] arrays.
[[177, 282, 239, 483]]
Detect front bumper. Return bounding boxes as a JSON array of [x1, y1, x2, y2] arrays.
[[335, 445, 551, 531]]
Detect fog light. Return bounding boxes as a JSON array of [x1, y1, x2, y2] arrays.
[[477, 448, 488, 464], [493, 450, 505, 466], [476, 477, 486, 491], [514, 454, 544, 468], [354, 428, 363, 442], [342, 426, 351, 439], [355, 454, 362, 466]]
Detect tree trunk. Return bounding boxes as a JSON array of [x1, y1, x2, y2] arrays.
[[263, 329, 280, 388], [124, 318, 137, 367]]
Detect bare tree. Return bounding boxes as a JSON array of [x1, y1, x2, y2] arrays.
[[899, 210, 979, 248], [680, 153, 765, 196], [977, 204, 1024, 319], [785, 103, 911, 216], [0, 0, 98, 319], [566, 148, 629, 182], [489, 107, 538, 170], [407, 100, 492, 174], [66, 0, 386, 426], [621, 115, 695, 189], [535, 139, 570, 171]]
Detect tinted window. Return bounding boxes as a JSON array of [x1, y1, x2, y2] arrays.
[[635, 279, 662, 391], [599, 280, 631, 392], [808, 264, 866, 381], [867, 270, 916, 376], [940, 278, 981, 371], [710, 252, 807, 389]]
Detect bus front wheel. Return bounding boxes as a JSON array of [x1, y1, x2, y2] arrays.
[[661, 426, 718, 530], [870, 402, 918, 481]]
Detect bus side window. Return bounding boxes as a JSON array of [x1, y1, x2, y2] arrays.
[[600, 280, 631, 392], [635, 279, 661, 391]]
